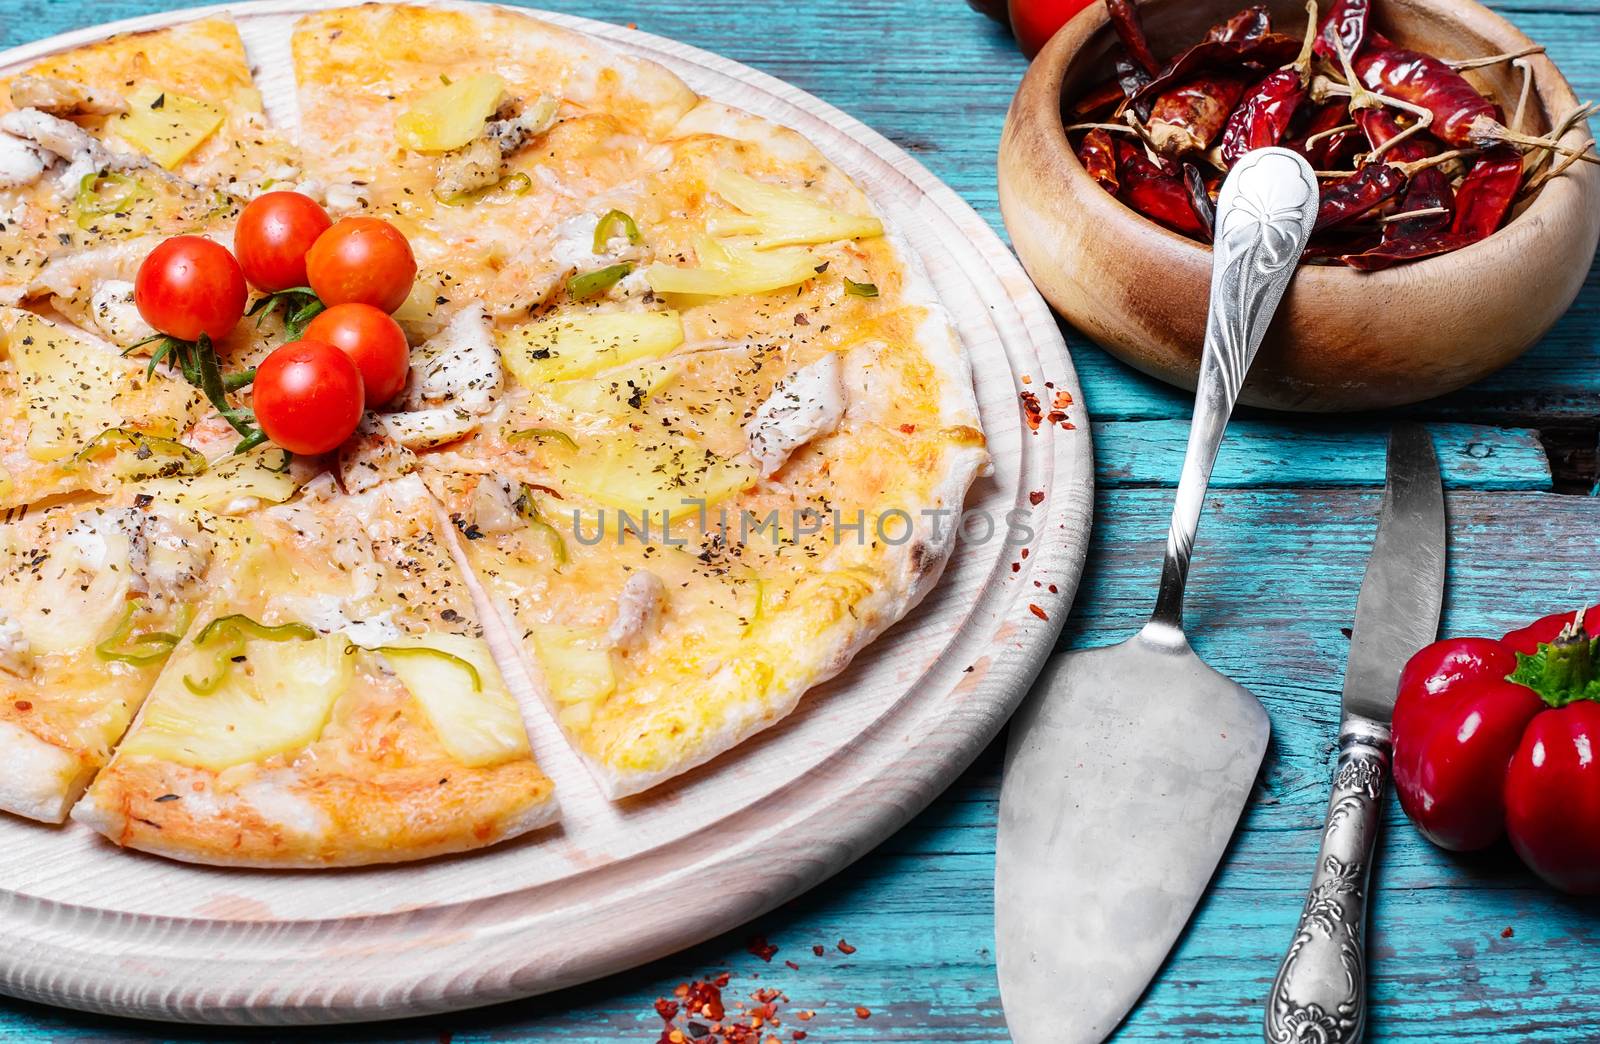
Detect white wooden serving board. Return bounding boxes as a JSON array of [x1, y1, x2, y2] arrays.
[[0, 0, 1094, 1025]]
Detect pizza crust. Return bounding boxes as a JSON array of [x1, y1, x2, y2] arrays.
[[0, 720, 89, 823]]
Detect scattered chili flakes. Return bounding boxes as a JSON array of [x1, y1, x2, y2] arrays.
[[1501, 926, 1515, 939], [747, 935, 778, 962], [1052, 390, 1074, 409], [855, 1006, 872, 1019], [1028, 490, 1045, 506], [655, 976, 805, 1044], [657, 998, 681, 1021], [784, 960, 800, 971], [1019, 390, 1043, 431], [811, 945, 825, 957], [12, 700, 31, 712], [836, 939, 856, 955], [1029, 604, 1050, 621], [899, 423, 916, 434], [1020, 374, 1032, 385]]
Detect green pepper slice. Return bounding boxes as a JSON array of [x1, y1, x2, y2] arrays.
[[183, 614, 317, 695], [592, 209, 642, 253], [76, 427, 208, 480], [507, 427, 579, 451], [433, 171, 534, 207], [843, 277, 879, 298], [73, 171, 147, 230], [567, 262, 633, 300], [95, 600, 184, 666], [511, 483, 569, 565], [371, 645, 483, 692]]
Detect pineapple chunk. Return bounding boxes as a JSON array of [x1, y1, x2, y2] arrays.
[[0, 465, 11, 500], [501, 311, 684, 387], [707, 170, 883, 248], [395, 73, 506, 152], [556, 429, 757, 521], [119, 635, 352, 771], [532, 626, 616, 707], [14, 525, 132, 657], [645, 236, 822, 298], [8, 311, 127, 461], [114, 86, 225, 170], [136, 446, 298, 511], [380, 634, 530, 768]]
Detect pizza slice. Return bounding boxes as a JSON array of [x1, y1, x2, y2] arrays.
[[0, 17, 302, 320], [425, 321, 984, 796], [0, 306, 211, 509], [75, 476, 557, 867], [291, 4, 699, 332], [0, 497, 226, 821]]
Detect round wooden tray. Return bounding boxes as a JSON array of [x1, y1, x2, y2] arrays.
[[0, 1, 1093, 1025]]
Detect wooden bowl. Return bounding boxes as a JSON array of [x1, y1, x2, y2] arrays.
[[999, 0, 1600, 411]]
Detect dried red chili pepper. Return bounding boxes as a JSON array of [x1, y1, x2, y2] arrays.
[[1148, 74, 1251, 155], [1289, 102, 1359, 168], [1339, 231, 1468, 270], [1312, 0, 1371, 61], [1354, 108, 1454, 238], [1106, 0, 1161, 77], [1451, 147, 1523, 240], [1207, 5, 1272, 44], [1313, 163, 1408, 231], [1130, 31, 1300, 112], [1070, 77, 1127, 119], [1078, 128, 1121, 192], [1354, 45, 1503, 147], [1115, 141, 1208, 236], [1182, 161, 1216, 239], [1220, 69, 1308, 164]]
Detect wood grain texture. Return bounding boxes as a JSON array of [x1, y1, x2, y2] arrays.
[[0, 0, 1593, 1040], [0, 0, 1095, 1027]]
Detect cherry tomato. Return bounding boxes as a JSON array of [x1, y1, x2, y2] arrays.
[[134, 236, 247, 342], [234, 191, 332, 292], [252, 340, 365, 455], [303, 303, 411, 406], [306, 217, 417, 313], [1008, 0, 1099, 58]]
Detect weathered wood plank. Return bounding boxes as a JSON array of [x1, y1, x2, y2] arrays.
[[0, 490, 1595, 1042], [1096, 420, 1553, 489]]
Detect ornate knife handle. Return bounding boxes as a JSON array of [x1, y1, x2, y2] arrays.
[[1150, 148, 1319, 631], [1265, 718, 1391, 1044]]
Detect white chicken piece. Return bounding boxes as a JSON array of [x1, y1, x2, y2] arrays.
[[0, 108, 142, 189], [86, 279, 155, 349], [322, 181, 371, 214], [0, 133, 46, 189], [434, 94, 558, 199], [0, 607, 31, 679], [469, 474, 525, 536], [381, 303, 501, 449], [745, 353, 846, 478], [9, 76, 126, 117], [607, 570, 665, 649], [336, 416, 418, 494], [127, 511, 213, 604]]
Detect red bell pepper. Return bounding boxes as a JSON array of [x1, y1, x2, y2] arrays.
[[1392, 605, 1600, 894]]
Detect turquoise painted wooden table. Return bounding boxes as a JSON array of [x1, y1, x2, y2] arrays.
[[2, 0, 1598, 1039]]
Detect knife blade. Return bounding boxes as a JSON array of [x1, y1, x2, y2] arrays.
[[1264, 424, 1446, 1044]]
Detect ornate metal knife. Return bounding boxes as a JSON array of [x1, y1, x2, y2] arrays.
[[997, 148, 1320, 1044], [1264, 425, 1446, 1044]]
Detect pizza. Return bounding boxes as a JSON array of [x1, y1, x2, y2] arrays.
[[0, 4, 986, 865]]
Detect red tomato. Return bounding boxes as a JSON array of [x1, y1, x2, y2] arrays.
[[1008, 0, 1098, 58], [252, 340, 365, 455], [305, 217, 417, 313], [303, 303, 411, 406], [234, 191, 332, 292], [134, 236, 247, 342]]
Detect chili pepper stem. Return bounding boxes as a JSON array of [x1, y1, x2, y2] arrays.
[[1289, 0, 1319, 84], [1065, 122, 1139, 136], [1446, 45, 1545, 73], [1523, 137, 1596, 196], [1510, 58, 1535, 135], [1376, 205, 1449, 224], [1472, 114, 1600, 165], [1304, 121, 1358, 149]]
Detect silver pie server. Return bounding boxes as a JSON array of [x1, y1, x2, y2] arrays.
[[996, 147, 1320, 1044], [1264, 425, 1446, 1044]]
